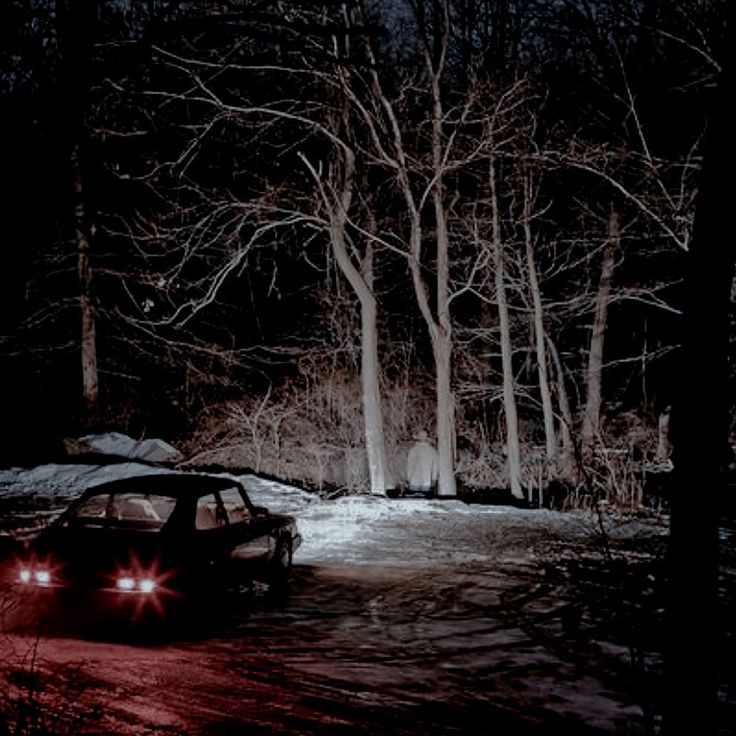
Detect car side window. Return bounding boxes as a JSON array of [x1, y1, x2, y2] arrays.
[[73, 494, 109, 519], [220, 487, 251, 524], [114, 494, 163, 522], [195, 493, 227, 530]]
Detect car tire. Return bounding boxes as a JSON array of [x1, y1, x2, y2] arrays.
[[270, 536, 293, 582]]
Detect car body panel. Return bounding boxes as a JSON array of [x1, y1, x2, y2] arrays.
[[15, 473, 302, 618]]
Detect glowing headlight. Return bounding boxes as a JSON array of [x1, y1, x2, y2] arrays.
[[34, 570, 51, 585], [19, 568, 32, 584], [138, 579, 156, 594], [116, 576, 136, 591]]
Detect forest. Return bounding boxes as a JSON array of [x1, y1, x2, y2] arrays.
[[0, 0, 731, 504]]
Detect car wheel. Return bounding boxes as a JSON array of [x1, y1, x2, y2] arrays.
[[270, 536, 293, 582]]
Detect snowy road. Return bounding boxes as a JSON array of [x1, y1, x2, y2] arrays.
[[0, 562, 647, 736], [0, 462, 721, 734]]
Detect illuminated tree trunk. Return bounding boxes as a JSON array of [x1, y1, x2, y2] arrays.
[[433, 192, 457, 498], [581, 208, 619, 452], [357, 250, 391, 495], [404, 12, 457, 498], [326, 150, 390, 496], [430, 31, 457, 498], [490, 157, 523, 500]]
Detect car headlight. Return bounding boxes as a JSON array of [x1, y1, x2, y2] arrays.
[[34, 570, 51, 585], [139, 578, 156, 594], [116, 576, 136, 591]]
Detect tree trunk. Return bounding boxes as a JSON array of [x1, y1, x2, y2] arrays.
[[432, 183, 457, 498], [407, 209, 457, 497], [655, 406, 671, 463], [430, 27, 457, 498], [57, 0, 99, 426], [360, 246, 391, 495], [581, 208, 619, 453], [547, 336, 576, 481], [360, 293, 390, 494], [325, 150, 390, 496], [524, 177, 556, 464], [73, 148, 99, 424], [663, 50, 731, 735], [491, 157, 523, 500], [363, 14, 458, 496]]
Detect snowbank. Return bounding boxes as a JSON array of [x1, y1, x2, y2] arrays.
[[64, 432, 182, 463]]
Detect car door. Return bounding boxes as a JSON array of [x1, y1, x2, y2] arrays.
[[218, 486, 273, 574], [192, 491, 231, 584]]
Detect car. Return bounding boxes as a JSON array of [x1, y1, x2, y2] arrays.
[[12, 472, 302, 621]]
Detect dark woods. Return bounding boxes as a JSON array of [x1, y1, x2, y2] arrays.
[[0, 2, 733, 733], [0, 1, 730, 497]]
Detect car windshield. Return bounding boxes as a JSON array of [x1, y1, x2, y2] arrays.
[[66, 492, 177, 530]]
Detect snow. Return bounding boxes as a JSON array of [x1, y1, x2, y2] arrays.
[[1, 462, 663, 582], [64, 431, 183, 463], [0, 459, 629, 568], [0, 451, 703, 735]]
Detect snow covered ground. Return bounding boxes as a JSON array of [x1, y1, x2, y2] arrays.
[[0, 457, 662, 568], [0, 456, 732, 735]]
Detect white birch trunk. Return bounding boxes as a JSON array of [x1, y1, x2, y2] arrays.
[[360, 292, 390, 494], [325, 150, 390, 495], [429, 46, 456, 498]]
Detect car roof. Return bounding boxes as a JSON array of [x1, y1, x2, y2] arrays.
[[81, 472, 245, 499]]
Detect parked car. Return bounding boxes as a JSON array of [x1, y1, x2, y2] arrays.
[[13, 473, 301, 620]]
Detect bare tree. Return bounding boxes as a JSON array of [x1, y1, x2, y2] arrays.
[[522, 168, 557, 467], [301, 139, 391, 495], [101, 9, 397, 492], [355, 0, 461, 496]]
